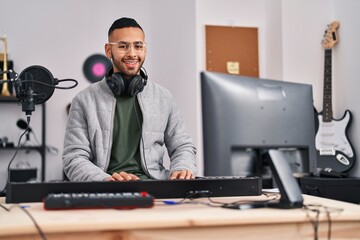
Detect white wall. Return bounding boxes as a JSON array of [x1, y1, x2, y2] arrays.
[[148, 0, 197, 169], [332, 0, 360, 176], [195, 0, 360, 177], [1, 0, 360, 189], [280, 0, 360, 176], [0, 0, 197, 188], [195, 0, 286, 174]]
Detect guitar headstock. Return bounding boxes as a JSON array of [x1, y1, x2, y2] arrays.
[[322, 21, 340, 49]]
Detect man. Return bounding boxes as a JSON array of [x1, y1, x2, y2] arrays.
[[63, 17, 197, 181]]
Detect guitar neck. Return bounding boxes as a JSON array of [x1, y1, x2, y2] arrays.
[[322, 48, 333, 122]]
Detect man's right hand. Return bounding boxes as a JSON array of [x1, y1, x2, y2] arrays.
[[105, 171, 140, 181]]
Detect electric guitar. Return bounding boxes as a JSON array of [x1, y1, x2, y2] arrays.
[[315, 21, 355, 172]]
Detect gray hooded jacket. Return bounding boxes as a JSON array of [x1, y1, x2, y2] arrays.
[[63, 78, 197, 181]]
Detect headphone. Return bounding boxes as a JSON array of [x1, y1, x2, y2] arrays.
[[106, 66, 148, 97]]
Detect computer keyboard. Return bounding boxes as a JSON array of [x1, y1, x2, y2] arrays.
[[43, 192, 154, 210]]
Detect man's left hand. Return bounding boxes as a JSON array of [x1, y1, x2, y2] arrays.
[[169, 170, 195, 180]]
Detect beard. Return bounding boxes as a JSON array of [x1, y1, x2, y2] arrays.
[[111, 52, 145, 80]]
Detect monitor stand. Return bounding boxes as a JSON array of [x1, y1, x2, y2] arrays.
[[223, 149, 304, 210]]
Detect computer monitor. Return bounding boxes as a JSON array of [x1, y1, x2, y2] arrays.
[[201, 71, 317, 181]]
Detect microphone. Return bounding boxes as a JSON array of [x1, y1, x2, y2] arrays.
[[2, 65, 78, 118], [17, 119, 32, 132], [17, 119, 32, 141], [11, 65, 78, 116], [16, 118, 58, 154], [14, 65, 57, 116]]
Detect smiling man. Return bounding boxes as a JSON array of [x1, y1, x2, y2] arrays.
[[63, 17, 197, 182]]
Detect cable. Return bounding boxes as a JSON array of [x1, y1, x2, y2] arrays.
[[56, 79, 78, 89], [0, 120, 30, 196], [0, 203, 17, 211], [305, 206, 320, 240], [0, 203, 10, 211], [156, 196, 343, 240], [155, 192, 280, 209], [0, 203, 47, 240], [18, 121, 59, 155], [18, 79, 78, 90], [0, 78, 78, 90], [326, 210, 332, 240], [20, 206, 48, 240], [28, 130, 41, 146], [303, 204, 343, 240], [155, 196, 222, 208]]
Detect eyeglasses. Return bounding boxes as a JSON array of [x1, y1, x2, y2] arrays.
[[108, 41, 147, 53]]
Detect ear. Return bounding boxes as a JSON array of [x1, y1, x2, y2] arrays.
[[104, 43, 112, 59], [144, 45, 148, 57]]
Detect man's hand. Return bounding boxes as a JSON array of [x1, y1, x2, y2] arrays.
[[169, 169, 195, 180], [105, 171, 140, 181]]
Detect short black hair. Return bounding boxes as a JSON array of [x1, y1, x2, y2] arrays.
[[108, 17, 144, 36]]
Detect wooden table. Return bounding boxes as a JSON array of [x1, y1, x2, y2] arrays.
[[0, 194, 359, 240]]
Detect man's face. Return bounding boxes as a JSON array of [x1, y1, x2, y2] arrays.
[[105, 27, 146, 80]]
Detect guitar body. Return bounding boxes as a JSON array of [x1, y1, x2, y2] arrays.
[[315, 110, 355, 172]]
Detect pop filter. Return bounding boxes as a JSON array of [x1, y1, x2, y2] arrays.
[[18, 65, 57, 104]]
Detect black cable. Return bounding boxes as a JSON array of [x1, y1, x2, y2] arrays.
[[20, 206, 48, 240], [19, 79, 78, 89], [154, 195, 222, 208], [0, 203, 18, 212], [18, 121, 59, 155], [22, 130, 41, 147], [326, 210, 332, 240], [303, 204, 320, 240], [303, 204, 343, 240], [56, 79, 78, 89], [0, 203, 47, 240], [155, 192, 280, 209], [182, 199, 223, 208], [0, 203, 11, 211], [0, 120, 30, 196], [312, 210, 320, 240]]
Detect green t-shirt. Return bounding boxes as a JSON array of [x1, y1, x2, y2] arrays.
[[107, 96, 150, 180]]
